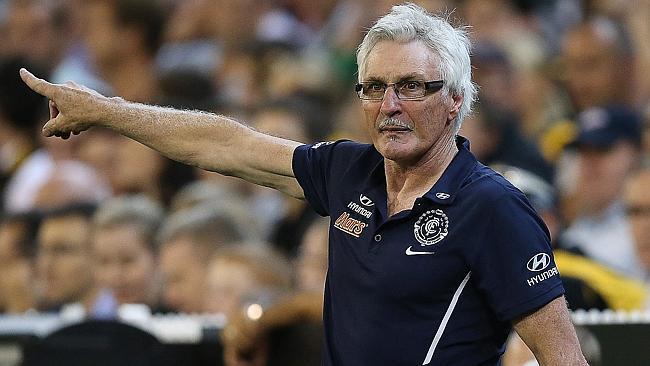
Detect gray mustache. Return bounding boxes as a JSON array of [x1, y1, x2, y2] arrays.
[[378, 118, 413, 130]]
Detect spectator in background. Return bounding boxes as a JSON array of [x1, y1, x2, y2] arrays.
[[460, 101, 554, 183], [560, 16, 635, 113], [329, 93, 372, 143], [92, 195, 165, 312], [203, 244, 292, 318], [0, 211, 40, 313], [250, 100, 319, 255], [559, 106, 645, 279], [471, 41, 569, 142], [624, 165, 650, 285], [156, 1, 222, 77], [221, 292, 324, 366], [35, 203, 100, 313], [83, 0, 167, 103], [541, 15, 639, 164], [31, 159, 111, 211], [0, 58, 111, 215], [109, 137, 196, 207], [0, 56, 47, 208], [589, 0, 650, 109], [294, 217, 329, 293], [80, 0, 198, 206], [0, 0, 62, 73], [157, 203, 248, 313]]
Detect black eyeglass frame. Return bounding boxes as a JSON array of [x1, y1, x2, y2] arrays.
[[354, 80, 445, 100]]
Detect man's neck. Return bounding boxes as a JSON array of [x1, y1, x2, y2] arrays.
[[384, 137, 458, 215]]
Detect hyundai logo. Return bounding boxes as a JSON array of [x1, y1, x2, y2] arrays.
[[526, 253, 551, 272], [435, 192, 450, 200], [360, 194, 374, 207]]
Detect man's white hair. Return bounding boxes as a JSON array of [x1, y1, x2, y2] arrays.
[[356, 3, 477, 132]]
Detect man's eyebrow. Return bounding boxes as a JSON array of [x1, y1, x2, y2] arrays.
[[362, 73, 425, 83], [398, 73, 424, 81], [363, 76, 386, 83]]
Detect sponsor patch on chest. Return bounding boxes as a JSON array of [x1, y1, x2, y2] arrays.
[[334, 211, 368, 238]]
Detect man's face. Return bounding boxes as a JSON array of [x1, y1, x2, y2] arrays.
[[36, 215, 94, 306], [93, 224, 157, 305], [159, 237, 207, 313], [624, 170, 650, 270], [360, 40, 459, 165]]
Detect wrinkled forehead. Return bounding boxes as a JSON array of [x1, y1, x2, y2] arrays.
[[361, 40, 440, 81]]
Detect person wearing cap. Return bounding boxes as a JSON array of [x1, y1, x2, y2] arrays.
[[559, 105, 645, 280], [19, 4, 587, 365]]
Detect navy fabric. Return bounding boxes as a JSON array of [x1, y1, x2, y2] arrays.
[[292, 137, 564, 366]]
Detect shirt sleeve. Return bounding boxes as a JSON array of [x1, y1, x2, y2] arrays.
[[469, 187, 565, 322], [292, 140, 363, 217]]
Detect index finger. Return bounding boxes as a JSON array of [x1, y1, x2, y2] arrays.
[[19, 68, 57, 98]]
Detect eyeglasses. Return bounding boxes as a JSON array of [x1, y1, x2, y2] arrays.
[[355, 80, 444, 101]]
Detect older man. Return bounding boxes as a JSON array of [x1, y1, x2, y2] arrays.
[[21, 4, 585, 365]]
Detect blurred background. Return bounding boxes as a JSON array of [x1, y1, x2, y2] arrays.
[[0, 0, 649, 365]]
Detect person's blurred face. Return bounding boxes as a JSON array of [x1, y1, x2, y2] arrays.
[[5, 2, 58, 67], [562, 27, 628, 110], [0, 221, 28, 310], [204, 258, 256, 316], [252, 110, 308, 143], [93, 224, 157, 305], [458, 113, 498, 161], [84, 0, 123, 72], [0, 221, 25, 263], [576, 141, 637, 214], [624, 170, 650, 270], [361, 40, 460, 165], [36, 215, 94, 306], [160, 237, 207, 313], [77, 130, 121, 189], [295, 221, 328, 292], [113, 138, 164, 195]]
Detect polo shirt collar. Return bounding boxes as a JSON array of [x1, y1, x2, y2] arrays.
[[360, 136, 477, 218], [422, 135, 477, 205]]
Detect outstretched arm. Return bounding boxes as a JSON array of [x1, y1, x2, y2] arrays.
[[20, 69, 304, 199], [513, 296, 588, 365]]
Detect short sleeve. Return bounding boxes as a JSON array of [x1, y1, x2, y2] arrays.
[[292, 140, 371, 217], [469, 188, 565, 321]]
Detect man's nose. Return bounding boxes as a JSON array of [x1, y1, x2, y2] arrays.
[[380, 86, 402, 117]]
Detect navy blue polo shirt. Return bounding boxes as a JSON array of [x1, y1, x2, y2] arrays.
[[292, 137, 564, 366]]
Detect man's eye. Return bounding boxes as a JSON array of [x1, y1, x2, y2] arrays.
[[403, 81, 421, 90], [368, 83, 385, 91]]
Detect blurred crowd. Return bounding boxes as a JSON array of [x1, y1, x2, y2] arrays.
[[0, 0, 649, 365]]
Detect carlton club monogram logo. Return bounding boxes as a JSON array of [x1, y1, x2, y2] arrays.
[[413, 209, 449, 246], [334, 212, 368, 238]]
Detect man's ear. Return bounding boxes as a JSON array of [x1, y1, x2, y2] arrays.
[[447, 94, 464, 124]]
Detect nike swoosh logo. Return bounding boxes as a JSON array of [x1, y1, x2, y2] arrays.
[[405, 246, 436, 256]]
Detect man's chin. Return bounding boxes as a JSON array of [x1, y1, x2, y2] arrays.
[[376, 141, 416, 162]]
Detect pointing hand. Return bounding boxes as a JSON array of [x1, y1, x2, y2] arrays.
[[20, 68, 112, 139]]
